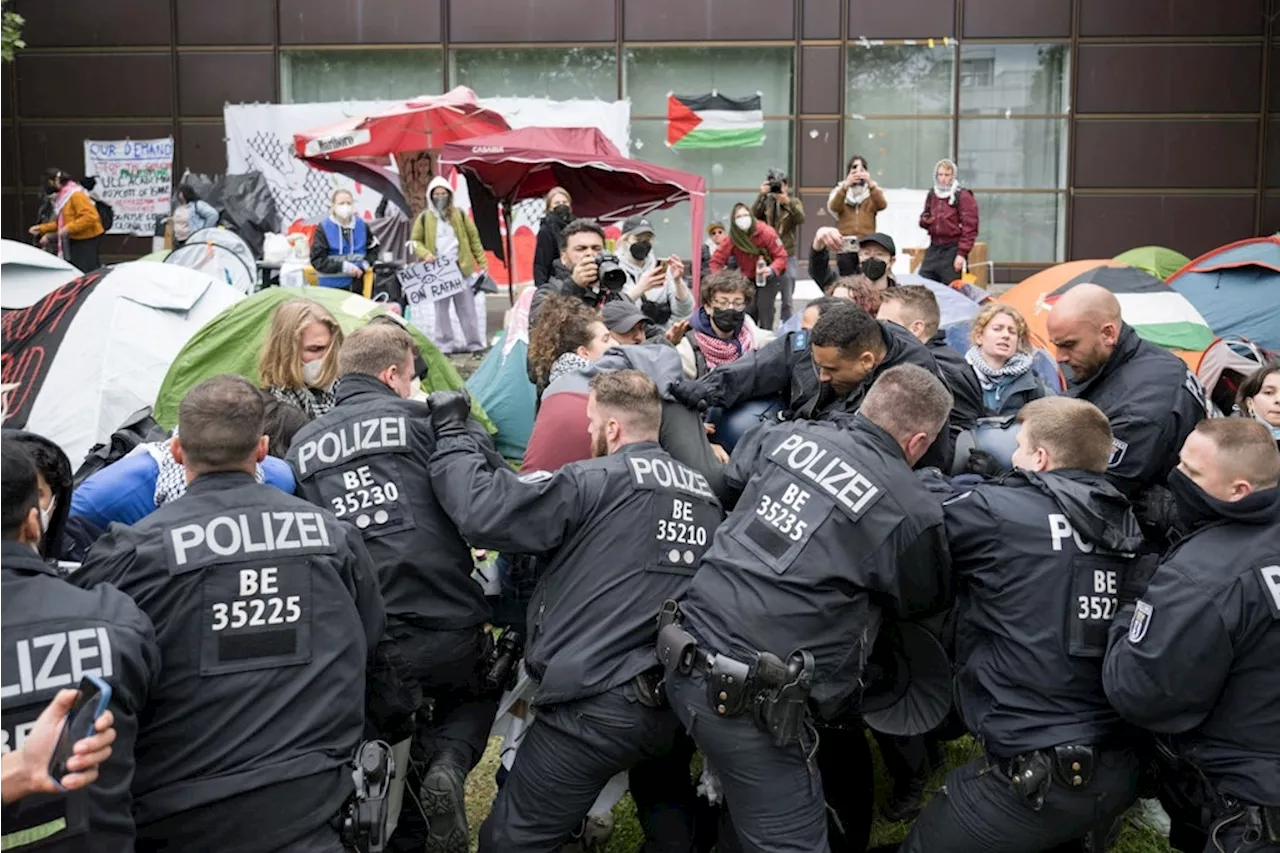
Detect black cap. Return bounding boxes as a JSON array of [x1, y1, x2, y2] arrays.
[[601, 300, 647, 334], [620, 215, 655, 240], [861, 232, 896, 256]]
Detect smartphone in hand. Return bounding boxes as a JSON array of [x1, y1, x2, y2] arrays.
[[47, 675, 112, 791]]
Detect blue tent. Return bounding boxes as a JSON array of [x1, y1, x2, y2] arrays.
[[1166, 236, 1280, 351], [465, 330, 536, 463]]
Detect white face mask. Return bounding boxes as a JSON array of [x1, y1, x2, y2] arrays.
[[334, 203, 353, 220], [39, 497, 55, 536], [734, 215, 752, 231], [302, 359, 326, 388]]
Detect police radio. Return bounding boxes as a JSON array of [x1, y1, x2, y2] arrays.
[[341, 740, 394, 853]]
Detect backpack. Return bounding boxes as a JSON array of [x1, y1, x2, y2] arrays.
[[93, 199, 115, 232], [72, 406, 170, 487]]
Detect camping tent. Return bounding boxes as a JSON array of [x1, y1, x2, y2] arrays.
[[153, 286, 493, 432], [0, 240, 82, 308], [165, 228, 258, 294], [1, 264, 243, 467], [465, 287, 537, 462], [1114, 246, 1190, 281], [1166, 235, 1280, 351]]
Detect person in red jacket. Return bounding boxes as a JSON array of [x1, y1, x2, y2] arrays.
[[709, 202, 787, 329], [918, 158, 979, 285]]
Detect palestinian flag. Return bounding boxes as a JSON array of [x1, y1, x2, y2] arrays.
[[666, 93, 764, 150], [1052, 265, 1215, 352]]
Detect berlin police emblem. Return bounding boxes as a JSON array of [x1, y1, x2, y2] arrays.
[[1107, 437, 1129, 469], [1128, 600, 1154, 644]]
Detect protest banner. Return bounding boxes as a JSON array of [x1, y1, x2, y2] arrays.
[[83, 137, 174, 236], [397, 257, 468, 304]]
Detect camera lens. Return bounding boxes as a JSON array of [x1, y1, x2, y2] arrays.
[[596, 254, 627, 290]]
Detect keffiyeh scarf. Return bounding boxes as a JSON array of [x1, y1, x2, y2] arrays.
[[142, 438, 265, 508], [548, 352, 593, 386], [268, 384, 335, 420]]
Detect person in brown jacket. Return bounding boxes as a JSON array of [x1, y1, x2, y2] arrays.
[[28, 168, 104, 273], [827, 154, 887, 239]]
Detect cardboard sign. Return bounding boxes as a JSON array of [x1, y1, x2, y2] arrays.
[[397, 258, 467, 304]]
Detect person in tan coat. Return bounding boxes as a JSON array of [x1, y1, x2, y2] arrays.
[[826, 154, 886, 239], [28, 168, 104, 272]]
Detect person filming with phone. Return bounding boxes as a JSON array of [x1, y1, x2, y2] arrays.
[[827, 155, 886, 240], [1, 438, 160, 850], [753, 170, 805, 325]]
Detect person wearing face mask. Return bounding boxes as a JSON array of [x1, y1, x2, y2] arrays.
[[28, 168, 104, 272], [1237, 362, 1280, 448], [409, 177, 489, 354], [617, 215, 691, 330], [310, 188, 379, 291], [964, 303, 1052, 418], [289, 324, 504, 853], [710, 203, 787, 330], [901, 397, 1144, 853], [533, 187, 574, 288], [827, 154, 886, 239], [674, 271, 775, 380], [753, 171, 805, 324], [1103, 420, 1280, 853], [807, 226, 863, 293], [918, 159, 979, 286], [1, 429, 103, 564], [170, 183, 220, 248], [257, 298, 345, 420]]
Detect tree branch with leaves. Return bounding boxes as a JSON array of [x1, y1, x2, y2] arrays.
[[2, 0, 25, 63]]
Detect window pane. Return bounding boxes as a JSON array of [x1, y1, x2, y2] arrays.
[[281, 50, 442, 104], [845, 119, 952, 188], [846, 45, 956, 116], [623, 47, 794, 116], [449, 48, 617, 100], [630, 119, 793, 192], [958, 44, 1069, 115], [974, 192, 1065, 263], [958, 118, 1067, 189]]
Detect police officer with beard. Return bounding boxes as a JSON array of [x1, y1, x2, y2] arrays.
[[73, 376, 385, 853], [287, 324, 502, 853], [1104, 420, 1280, 853], [658, 365, 953, 852], [901, 397, 1144, 852], [425, 371, 724, 852], [2, 440, 160, 853]]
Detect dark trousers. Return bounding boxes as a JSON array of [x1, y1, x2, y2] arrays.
[[478, 685, 684, 853], [748, 274, 782, 331], [873, 731, 939, 798], [667, 671, 828, 853], [778, 257, 797, 323], [899, 749, 1140, 853], [629, 727, 721, 853], [820, 725, 876, 852], [65, 235, 101, 273], [918, 242, 959, 285], [386, 623, 497, 853]]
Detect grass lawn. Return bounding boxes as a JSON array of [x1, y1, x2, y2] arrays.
[[460, 733, 1175, 853]]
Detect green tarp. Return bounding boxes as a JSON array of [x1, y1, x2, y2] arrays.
[[1114, 246, 1191, 281], [153, 287, 494, 432]]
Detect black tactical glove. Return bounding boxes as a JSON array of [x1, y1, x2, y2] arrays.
[[427, 390, 472, 439], [963, 448, 1006, 479], [1118, 553, 1160, 607], [1134, 484, 1183, 548], [667, 378, 707, 412]]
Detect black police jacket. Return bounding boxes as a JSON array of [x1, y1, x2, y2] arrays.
[[1103, 485, 1280, 806], [1, 541, 159, 853], [942, 470, 1143, 757], [1066, 324, 1209, 497], [428, 436, 724, 706], [680, 415, 951, 721], [927, 330, 982, 435], [288, 374, 495, 628], [72, 473, 385, 839]]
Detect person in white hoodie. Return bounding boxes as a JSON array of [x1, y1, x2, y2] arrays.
[[615, 214, 692, 330], [409, 176, 488, 353]]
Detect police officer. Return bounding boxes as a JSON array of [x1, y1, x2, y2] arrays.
[[660, 364, 953, 852], [901, 397, 1144, 852], [1103, 419, 1280, 853], [287, 323, 501, 853], [425, 371, 724, 852], [73, 376, 385, 853], [2, 440, 160, 852]]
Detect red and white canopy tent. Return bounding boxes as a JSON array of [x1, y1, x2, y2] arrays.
[[439, 126, 708, 300]]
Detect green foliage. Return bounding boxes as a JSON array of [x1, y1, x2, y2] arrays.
[[1, 0, 24, 62]]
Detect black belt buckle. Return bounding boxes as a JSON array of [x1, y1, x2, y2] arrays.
[[656, 623, 697, 676], [1052, 744, 1097, 789], [706, 653, 752, 716], [632, 667, 667, 709], [1008, 751, 1053, 812], [1261, 805, 1280, 843]]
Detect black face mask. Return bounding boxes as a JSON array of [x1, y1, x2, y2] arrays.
[[552, 204, 572, 221], [1167, 468, 1224, 531], [836, 252, 860, 277], [629, 241, 653, 262], [862, 258, 888, 281], [711, 308, 745, 334], [44, 183, 58, 195]]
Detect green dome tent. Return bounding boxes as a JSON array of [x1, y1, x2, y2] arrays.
[[1114, 246, 1191, 281], [154, 287, 494, 432]]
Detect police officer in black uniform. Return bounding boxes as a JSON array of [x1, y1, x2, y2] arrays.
[[901, 397, 1144, 852], [2, 440, 160, 853], [74, 376, 385, 853], [1104, 419, 1280, 853], [287, 323, 501, 853], [425, 371, 724, 852], [659, 364, 953, 852]]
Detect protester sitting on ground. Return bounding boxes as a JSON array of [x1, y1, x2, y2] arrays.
[[809, 226, 861, 292], [1237, 361, 1280, 447], [171, 183, 219, 248], [28, 168, 103, 272], [410, 176, 488, 354], [533, 186, 574, 288], [918, 158, 979, 285], [1, 429, 101, 563], [827, 154, 886, 239], [258, 298, 344, 419], [310, 188, 379, 291], [601, 300, 652, 346], [530, 218, 624, 326], [857, 232, 898, 292], [673, 270, 774, 379], [261, 391, 311, 458], [710, 203, 788, 330], [776, 274, 883, 336], [965, 302, 1052, 417], [616, 215, 691, 329], [526, 295, 613, 401]]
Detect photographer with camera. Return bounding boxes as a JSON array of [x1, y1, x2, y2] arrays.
[[710, 203, 788, 330], [530, 219, 627, 327], [827, 155, 886, 240], [752, 170, 804, 325]]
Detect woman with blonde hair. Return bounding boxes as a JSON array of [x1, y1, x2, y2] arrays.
[[533, 186, 574, 288], [257, 298, 344, 419], [965, 302, 1052, 416]]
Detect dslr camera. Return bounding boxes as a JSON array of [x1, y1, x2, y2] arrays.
[[594, 253, 628, 290], [766, 168, 787, 195]]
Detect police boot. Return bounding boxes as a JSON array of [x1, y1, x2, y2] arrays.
[[881, 776, 927, 824], [419, 750, 471, 853]]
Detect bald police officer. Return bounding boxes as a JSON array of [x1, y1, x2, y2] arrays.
[[1104, 420, 1280, 853], [288, 323, 502, 853], [901, 397, 1144, 852], [426, 371, 724, 852], [74, 376, 385, 853], [660, 364, 953, 852], [2, 440, 160, 852]]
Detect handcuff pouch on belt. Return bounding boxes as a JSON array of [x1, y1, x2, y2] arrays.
[[1006, 745, 1100, 811], [752, 650, 816, 748], [341, 740, 394, 853]]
